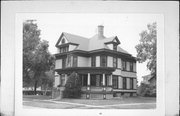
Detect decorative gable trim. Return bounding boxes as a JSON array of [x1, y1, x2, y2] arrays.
[[104, 36, 120, 45], [55, 33, 69, 47]]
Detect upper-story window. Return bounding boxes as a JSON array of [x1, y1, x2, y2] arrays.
[[62, 57, 66, 69], [61, 38, 66, 44], [123, 77, 126, 89], [113, 44, 117, 51], [113, 57, 117, 68], [122, 60, 126, 70], [91, 56, 96, 67], [60, 46, 69, 53], [72, 55, 77, 67], [100, 55, 107, 67], [66, 55, 72, 67], [130, 62, 133, 72]]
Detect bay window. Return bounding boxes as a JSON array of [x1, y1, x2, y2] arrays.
[[122, 60, 126, 70], [113, 57, 117, 68], [112, 75, 118, 89], [100, 55, 107, 67], [91, 56, 96, 67]]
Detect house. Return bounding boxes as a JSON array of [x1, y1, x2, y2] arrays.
[[54, 25, 137, 99], [142, 74, 156, 87]]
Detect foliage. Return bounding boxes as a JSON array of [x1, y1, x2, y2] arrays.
[[23, 20, 55, 95], [63, 72, 82, 98], [41, 69, 55, 95], [135, 22, 157, 76], [23, 90, 52, 96], [137, 83, 156, 97]]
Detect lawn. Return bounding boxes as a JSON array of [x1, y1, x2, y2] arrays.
[[23, 95, 156, 109]]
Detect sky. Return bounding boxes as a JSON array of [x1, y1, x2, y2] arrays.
[[24, 13, 160, 85]]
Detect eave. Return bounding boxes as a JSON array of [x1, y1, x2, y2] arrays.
[[54, 49, 137, 62], [55, 67, 116, 75]]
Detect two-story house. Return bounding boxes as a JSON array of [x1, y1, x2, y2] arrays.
[[54, 25, 137, 99]]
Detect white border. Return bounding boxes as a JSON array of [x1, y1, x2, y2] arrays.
[[15, 13, 164, 116], [1, 1, 179, 116]]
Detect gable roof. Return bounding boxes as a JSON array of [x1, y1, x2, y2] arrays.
[[142, 74, 155, 81], [56, 32, 131, 55], [55, 32, 89, 51]]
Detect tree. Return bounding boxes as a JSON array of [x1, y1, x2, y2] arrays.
[[135, 22, 157, 77], [41, 68, 55, 95], [63, 72, 82, 98], [23, 20, 40, 88], [23, 20, 54, 95]]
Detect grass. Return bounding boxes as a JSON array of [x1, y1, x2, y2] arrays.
[[23, 95, 156, 109], [56, 96, 156, 106], [23, 95, 52, 101]]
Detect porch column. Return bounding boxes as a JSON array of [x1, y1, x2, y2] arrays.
[[65, 74, 68, 84], [103, 73, 105, 86], [87, 73, 90, 86], [59, 74, 61, 86], [109, 75, 112, 86]]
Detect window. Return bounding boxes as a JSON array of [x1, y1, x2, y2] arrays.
[[123, 77, 126, 89], [91, 56, 96, 67], [113, 44, 117, 51], [112, 75, 118, 89], [60, 74, 66, 86], [60, 46, 69, 53], [80, 74, 87, 86], [113, 57, 117, 68], [90, 75, 102, 87], [105, 75, 111, 86], [100, 55, 107, 67], [122, 60, 126, 70], [72, 55, 77, 67], [62, 57, 66, 68], [66, 55, 71, 67], [130, 78, 133, 89], [130, 62, 133, 71], [61, 38, 65, 44]]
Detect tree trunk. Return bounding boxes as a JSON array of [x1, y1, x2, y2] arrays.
[[34, 80, 38, 95]]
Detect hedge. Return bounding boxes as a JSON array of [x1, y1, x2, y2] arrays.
[[23, 90, 52, 96]]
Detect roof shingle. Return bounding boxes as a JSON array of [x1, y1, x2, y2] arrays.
[[57, 32, 131, 55]]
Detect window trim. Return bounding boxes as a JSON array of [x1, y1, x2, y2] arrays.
[[62, 57, 66, 69], [112, 75, 118, 89], [122, 60, 126, 71], [113, 44, 117, 51], [72, 55, 77, 67], [130, 62, 133, 72], [100, 55, 107, 67], [123, 77, 126, 89], [61, 38, 66, 44], [130, 78, 133, 90], [113, 57, 117, 68], [91, 56, 96, 67]]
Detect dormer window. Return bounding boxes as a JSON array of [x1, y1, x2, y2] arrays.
[[61, 38, 66, 44], [59, 46, 69, 53], [113, 44, 117, 51]]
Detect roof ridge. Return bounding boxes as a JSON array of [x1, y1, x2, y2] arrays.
[[62, 32, 89, 39]]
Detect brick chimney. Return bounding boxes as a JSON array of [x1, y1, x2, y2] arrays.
[[98, 25, 104, 39]]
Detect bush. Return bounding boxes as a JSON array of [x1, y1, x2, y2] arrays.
[[63, 72, 82, 98], [23, 90, 52, 96], [138, 83, 156, 97]]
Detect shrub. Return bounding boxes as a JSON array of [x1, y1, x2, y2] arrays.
[[63, 72, 82, 98], [138, 83, 156, 97], [23, 90, 52, 96]]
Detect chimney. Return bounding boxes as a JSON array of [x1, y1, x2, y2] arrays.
[[98, 25, 104, 39]]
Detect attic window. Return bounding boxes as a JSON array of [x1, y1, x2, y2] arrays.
[[61, 38, 65, 44], [113, 44, 117, 51]]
